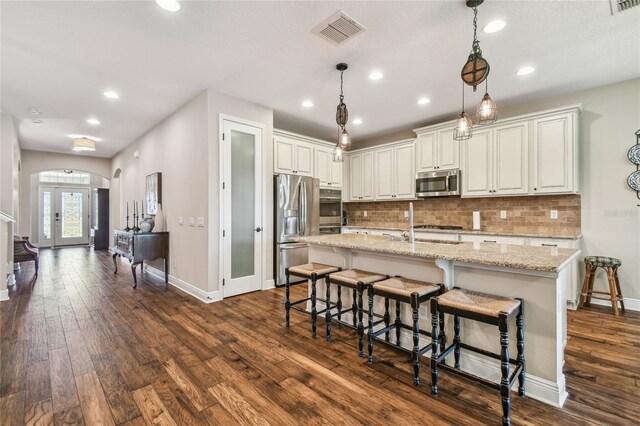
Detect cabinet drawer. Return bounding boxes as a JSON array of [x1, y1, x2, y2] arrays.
[[414, 231, 459, 242], [528, 238, 574, 249], [460, 234, 525, 245]]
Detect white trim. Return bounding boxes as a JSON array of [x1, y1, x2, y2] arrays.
[[0, 289, 8, 301], [273, 128, 334, 148], [144, 265, 221, 304], [0, 211, 15, 222], [588, 297, 640, 312], [263, 279, 275, 290], [218, 114, 268, 299]]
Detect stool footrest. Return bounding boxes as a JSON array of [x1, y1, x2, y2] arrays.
[[436, 342, 521, 369], [582, 294, 621, 301], [289, 298, 311, 307]]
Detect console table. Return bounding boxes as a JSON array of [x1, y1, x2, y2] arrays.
[[112, 230, 169, 288]]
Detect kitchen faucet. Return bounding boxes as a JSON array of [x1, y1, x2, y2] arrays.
[[408, 202, 415, 243]]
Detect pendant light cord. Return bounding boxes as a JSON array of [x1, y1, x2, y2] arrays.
[[461, 81, 465, 114], [339, 69, 344, 103]]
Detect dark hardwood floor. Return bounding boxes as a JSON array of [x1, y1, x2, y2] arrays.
[[1, 248, 638, 425]]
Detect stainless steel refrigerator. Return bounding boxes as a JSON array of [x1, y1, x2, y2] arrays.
[[274, 174, 319, 286]]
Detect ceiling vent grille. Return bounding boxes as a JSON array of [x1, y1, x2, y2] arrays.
[[312, 10, 366, 46], [610, 0, 640, 14]]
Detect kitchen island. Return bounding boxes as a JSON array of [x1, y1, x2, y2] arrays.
[[298, 234, 580, 408]]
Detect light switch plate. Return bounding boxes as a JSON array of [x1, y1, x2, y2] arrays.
[[363, 211, 367, 217], [550, 210, 558, 219], [197, 217, 205, 227], [404, 211, 409, 219], [500, 210, 507, 219], [178, 216, 184, 226], [189, 217, 195, 227]]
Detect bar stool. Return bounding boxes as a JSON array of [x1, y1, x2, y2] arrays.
[[367, 277, 444, 386], [579, 256, 625, 315], [326, 269, 387, 353], [285, 263, 341, 338], [430, 288, 525, 426]]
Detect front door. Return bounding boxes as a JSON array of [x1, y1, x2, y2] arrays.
[[39, 187, 90, 247], [221, 119, 263, 298]]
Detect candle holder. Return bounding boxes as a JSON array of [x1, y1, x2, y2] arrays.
[[133, 213, 141, 233], [124, 214, 131, 232]]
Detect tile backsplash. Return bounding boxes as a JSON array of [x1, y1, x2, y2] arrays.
[[344, 195, 581, 236]]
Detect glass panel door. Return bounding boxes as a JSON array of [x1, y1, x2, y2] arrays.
[[39, 187, 55, 247], [39, 187, 90, 247], [222, 119, 263, 298]]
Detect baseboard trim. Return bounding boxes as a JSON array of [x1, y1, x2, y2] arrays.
[[144, 265, 221, 304], [264, 279, 275, 291], [0, 289, 8, 302], [588, 297, 640, 312]]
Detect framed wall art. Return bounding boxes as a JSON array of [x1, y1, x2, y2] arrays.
[[145, 172, 162, 215]]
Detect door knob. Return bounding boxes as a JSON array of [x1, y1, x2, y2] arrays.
[[255, 227, 262, 232]]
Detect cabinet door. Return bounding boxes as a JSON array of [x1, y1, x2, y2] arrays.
[[362, 152, 375, 200], [438, 129, 460, 170], [294, 141, 314, 176], [350, 154, 363, 200], [416, 132, 437, 172], [375, 148, 395, 200], [394, 144, 415, 199], [461, 129, 492, 197], [533, 113, 574, 193], [330, 156, 342, 188], [274, 137, 295, 174], [314, 146, 331, 186], [494, 123, 529, 195]]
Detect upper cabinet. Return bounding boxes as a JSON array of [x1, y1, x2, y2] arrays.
[[350, 151, 374, 201], [532, 112, 578, 194], [461, 123, 529, 197], [273, 130, 341, 187], [415, 129, 459, 172], [374, 141, 415, 200]]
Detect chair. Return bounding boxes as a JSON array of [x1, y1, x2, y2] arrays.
[[579, 256, 625, 315], [13, 235, 39, 276]]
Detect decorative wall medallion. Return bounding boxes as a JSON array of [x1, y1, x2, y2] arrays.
[[627, 144, 640, 165], [627, 170, 640, 191]]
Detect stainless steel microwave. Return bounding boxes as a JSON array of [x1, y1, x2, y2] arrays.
[[415, 169, 461, 198]]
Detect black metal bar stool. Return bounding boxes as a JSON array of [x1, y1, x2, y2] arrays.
[[325, 269, 387, 353], [579, 256, 625, 315], [430, 287, 525, 426], [285, 263, 341, 338], [367, 277, 444, 386]]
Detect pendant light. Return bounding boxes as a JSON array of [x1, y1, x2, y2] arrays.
[[453, 82, 473, 141], [72, 137, 96, 152], [333, 63, 350, 162], [458, 0, 497, 130]]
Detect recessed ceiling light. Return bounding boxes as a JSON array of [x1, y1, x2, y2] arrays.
[[369, 71, 383, 80], [417, 98, 431, 105], [352, 118, 363, 125], [483, 20, 506, 33], [301, 100, 314, 108], [32, 119, 44, 125], [155, 0, 180, 12], [103, 90, 119, 99], [87, 118, 101, 125], [517, 66, 535, 76], [68, 134, 102, 142]]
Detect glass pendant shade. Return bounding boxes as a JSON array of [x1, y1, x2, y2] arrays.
[[72, 137, 96, 151], [476, 92, 497, 124], [339, 128, 351, 147], [453, 112, 473, 141], [332, 144, 344, 162]]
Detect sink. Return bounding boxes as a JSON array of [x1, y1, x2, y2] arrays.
[[388, 235, 406, 242], [414, 238, 461, 245]]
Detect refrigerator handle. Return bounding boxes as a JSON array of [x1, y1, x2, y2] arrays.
[[300, 181, 307, 235]]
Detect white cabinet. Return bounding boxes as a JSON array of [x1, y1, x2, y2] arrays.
[[532, 112, 578, 194], [460, 234, 526, 245], [416, 130, 459, 172], [414, 231, 460, 242], [461, 123, 528, 197], [349, 152, 374, 201], [374, 142, 415, 200], [274, 136, 313, 177], [314, 145, 342, 188]]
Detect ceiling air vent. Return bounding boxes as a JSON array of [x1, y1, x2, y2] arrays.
[[312, 10, 366, 46], [610, 0, 640, 14]]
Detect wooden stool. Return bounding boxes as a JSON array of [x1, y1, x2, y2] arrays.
[[285, 263, 341, 338], [367, 277, 444, 386], [579, 256, 625, 315], [430, 288, 525, 426], [326, 269, 387, 352]]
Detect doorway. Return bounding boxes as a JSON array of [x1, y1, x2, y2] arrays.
[[39, 187, 90, 247], [221, 117, 264, 298]]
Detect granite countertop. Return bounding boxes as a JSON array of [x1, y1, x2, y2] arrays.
[[297, 234, 580, 273], [343, 225, 582, 240]]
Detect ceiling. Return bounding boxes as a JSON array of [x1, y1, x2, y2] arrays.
[[2, 1, 639, 158]]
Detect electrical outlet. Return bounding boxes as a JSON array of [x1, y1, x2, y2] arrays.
[[178, 216, 184, 226], [500, 210, 507, 219], [197, 217, 205, 227], [404, 211, 409, 219], [189, 217, 195, 227], [363, 211, 367, 217], [419, 304, 429, 318], [550, 210, 558, 219]]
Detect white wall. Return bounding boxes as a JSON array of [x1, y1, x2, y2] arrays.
[[207, 88, 274, 295], [111, 91, 210, 294]]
